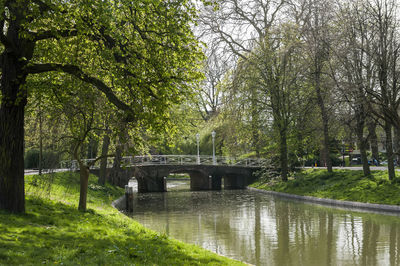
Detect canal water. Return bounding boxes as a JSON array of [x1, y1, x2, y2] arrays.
[[128, 180, 400, 265]]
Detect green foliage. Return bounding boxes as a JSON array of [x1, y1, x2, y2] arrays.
[[254, 158, 280, 184], [14, 0, 205, 161], [0, 172, 242, 265], [251, 169, 400, 205]]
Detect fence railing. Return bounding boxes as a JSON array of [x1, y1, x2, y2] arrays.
[[60, 155, 266, 170]]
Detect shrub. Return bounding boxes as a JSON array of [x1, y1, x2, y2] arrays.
[[25, 149, 60, 169]]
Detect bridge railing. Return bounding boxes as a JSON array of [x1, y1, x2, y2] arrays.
[[60, 155, 266, 169]]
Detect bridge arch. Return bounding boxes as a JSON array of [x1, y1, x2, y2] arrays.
[[82, 155, 262, 192], [132, 164, 257, 192]]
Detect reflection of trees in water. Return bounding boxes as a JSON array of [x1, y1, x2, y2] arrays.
[[361, 219, 379, 266], [343, 215, 362, 264], [130, 189, 400, 265], [389, 223, 400, 266], [275, 201, 290, 265], [255, 199, 261, 266], [326, 213, 334, 266]]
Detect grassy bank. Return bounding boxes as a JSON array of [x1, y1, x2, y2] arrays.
[[251, 169, 400, 205], [0, 172, 243, 265]]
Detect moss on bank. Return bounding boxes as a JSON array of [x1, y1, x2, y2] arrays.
[[0, 172, 243, 265], [251, 169, 400, 205]]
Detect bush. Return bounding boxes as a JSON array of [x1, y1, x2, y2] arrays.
[[254, 158, 280, 183], [24, 149, 60, 169], [303, 154, 343, 167]]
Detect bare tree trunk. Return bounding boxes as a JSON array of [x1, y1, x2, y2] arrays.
[[367, 120, 379, 162], [78, 164, 90, 211], [279, 130, 288, 181], [39, 102, 43, 175], [393, 127, 400, 163], [316, 85, 332, 172], [385, 122, 396, 180], [250, 87, 261, 157], [87, 137, 98, 159], [98, 133, 111, 185], [111, 139, 124, 187], [357, 134, 371, 176], [355, 111, 370, 176]]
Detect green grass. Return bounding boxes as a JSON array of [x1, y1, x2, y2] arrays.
[[0, 172, 243, 265], [167, 173, 190, 179], [251, 169, 400, 205]]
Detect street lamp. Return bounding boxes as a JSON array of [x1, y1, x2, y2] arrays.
[[211, 131, 216, 165], [342, 140, 345, 167], [196, 133, 200, 164]]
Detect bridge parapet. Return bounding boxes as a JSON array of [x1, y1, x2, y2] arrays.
[[61, 155, 266, 169]]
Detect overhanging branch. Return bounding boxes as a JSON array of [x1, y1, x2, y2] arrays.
[[25, 63, 135, 121], [32, 29, 79, 42]]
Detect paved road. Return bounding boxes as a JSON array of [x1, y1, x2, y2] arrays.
[[305, 166, 399, 171], [24, 169, 70, 176]]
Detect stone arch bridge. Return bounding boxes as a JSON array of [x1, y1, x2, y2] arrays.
[[63, 155, 264, 192]]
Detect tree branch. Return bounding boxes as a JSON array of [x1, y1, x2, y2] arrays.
[[25, 63, 136, 121], [32, 29, 79, 42]]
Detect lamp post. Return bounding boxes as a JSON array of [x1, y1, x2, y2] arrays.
[[342, 140, 345, 167], [196, 133, 200, 164], [212, 131, 216, 165]]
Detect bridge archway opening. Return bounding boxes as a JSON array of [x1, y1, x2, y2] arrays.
[[167, 170, 222, 191], [166, 173, 190, 180]]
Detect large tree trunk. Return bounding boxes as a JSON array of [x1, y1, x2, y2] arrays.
[[78, 164, 90, 211], [0, 90, 26, 213], [98, 133, 111, 185], [385, 122, 396, 180], [0, 34, 29, 213]]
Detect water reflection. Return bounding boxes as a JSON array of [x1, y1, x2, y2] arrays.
[[128, 181, 400, 266]]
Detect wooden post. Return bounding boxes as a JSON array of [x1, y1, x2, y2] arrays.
[[125, 185, 134, 212]]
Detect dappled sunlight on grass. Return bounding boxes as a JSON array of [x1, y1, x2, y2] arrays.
[[0, 173, 243, 265]]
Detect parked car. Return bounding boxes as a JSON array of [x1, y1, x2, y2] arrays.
[[351, 157, 361, 165]]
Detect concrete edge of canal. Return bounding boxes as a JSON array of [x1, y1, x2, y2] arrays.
[[248, 187, 400, 215], [112, 195, 126, 210]]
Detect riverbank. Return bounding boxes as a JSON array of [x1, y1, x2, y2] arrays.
[[250, 169, 400, 206], [0, 172, 243, 265]]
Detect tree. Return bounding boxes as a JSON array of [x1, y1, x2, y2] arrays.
[[195, 42, 228, 121], [347, 0, 400, 180], [0, 0, 202, 213], [25, 80, 65, 171], [229, 60, 266, 157], [299, 0, 336, 172], [331, 1, 377, 176], [31, 73, 117, 211], [98, 124, 111, 186]]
